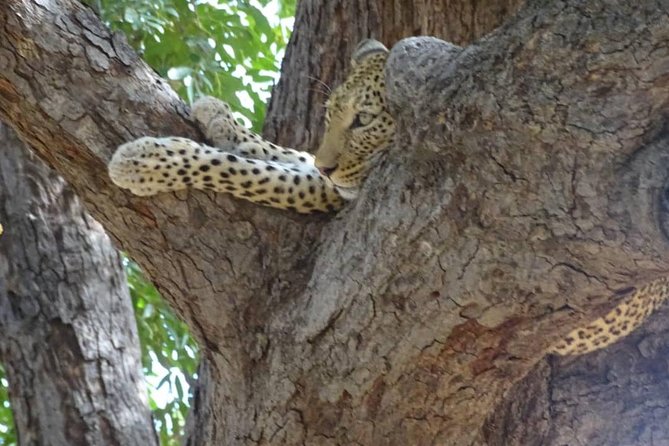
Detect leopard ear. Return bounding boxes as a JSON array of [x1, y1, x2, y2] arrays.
[[351, 39, 388, 66]]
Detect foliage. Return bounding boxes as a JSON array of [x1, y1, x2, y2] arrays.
[[126, 259, 199, 446], [87, 0, 294, 130], [0, 368, 16, 446]]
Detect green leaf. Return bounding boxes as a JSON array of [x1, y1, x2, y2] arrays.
[[174, 376, 184, 401]]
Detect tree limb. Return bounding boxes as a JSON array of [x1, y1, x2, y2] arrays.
[[0, 0, 325, 351]]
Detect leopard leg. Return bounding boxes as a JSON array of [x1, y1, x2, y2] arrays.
[[108, 136, 344, 213]]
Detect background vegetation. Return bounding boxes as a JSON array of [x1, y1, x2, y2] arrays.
[[0, 0, 294, 444]]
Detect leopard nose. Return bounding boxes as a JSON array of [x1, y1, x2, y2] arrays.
[[318, 165, 337, 176]]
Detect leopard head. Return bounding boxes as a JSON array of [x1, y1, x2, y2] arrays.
[[315, 39, 395, 198]]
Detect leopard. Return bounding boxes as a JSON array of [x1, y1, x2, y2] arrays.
[[548, 277, 669, 355], [108, 39, 392, 214], [108, 38, 668, 357]]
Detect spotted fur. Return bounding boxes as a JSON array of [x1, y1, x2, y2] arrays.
[[549, 277, 669, 355], [315, 40, 394, 197]]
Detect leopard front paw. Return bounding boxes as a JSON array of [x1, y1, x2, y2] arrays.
[[109, 137, 194, 196], [191, 96, 242, 149]]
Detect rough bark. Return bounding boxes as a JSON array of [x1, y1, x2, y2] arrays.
[[0, 124, 157, 446], [485, 304, 669, 445], [1, 0, 669, 444]]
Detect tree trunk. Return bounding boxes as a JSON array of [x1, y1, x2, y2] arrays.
[[0, 124, 157, 446], [2, 0, 669, 444]]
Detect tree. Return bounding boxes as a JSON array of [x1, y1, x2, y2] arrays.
[[0, 124, 157, 445], [2, 0, 669, 444]]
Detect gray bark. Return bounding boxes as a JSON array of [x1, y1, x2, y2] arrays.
[[0, 124, 157, 445], [485, 304, 669, 445], [1, 0, 669, 444]]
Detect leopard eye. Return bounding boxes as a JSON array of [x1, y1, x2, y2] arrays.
[[350, 112, 374, 129]]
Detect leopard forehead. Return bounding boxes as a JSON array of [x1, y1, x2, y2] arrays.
[[327, 53, 387, 114]]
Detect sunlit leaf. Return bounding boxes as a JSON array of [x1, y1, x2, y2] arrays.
[[167, 66, 193, 80], [124, 7, 139, 23]]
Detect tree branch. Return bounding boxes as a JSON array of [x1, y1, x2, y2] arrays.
[[0, 0, 325, 349]]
